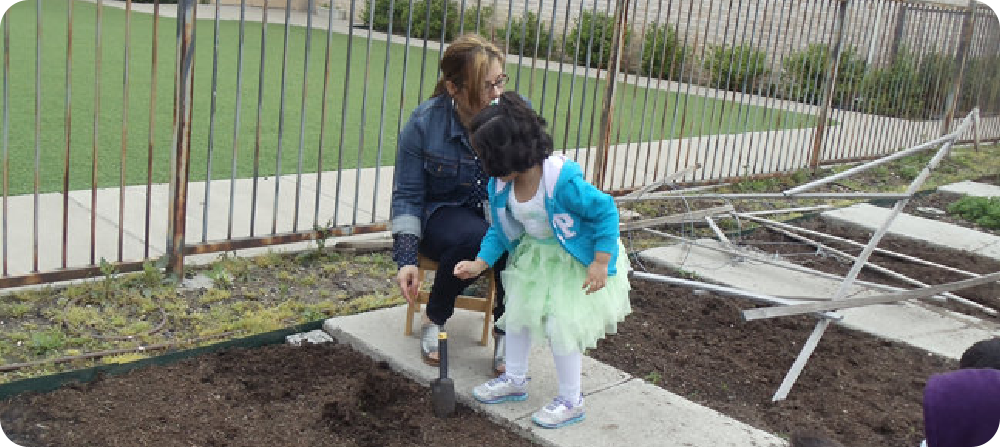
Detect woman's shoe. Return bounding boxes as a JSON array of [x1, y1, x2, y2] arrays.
[[420, 321, 441, 366], [493, 331, 506, 376]]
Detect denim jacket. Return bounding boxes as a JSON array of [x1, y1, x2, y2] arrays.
[[477, 155, 622, 275], [391, 95, 485, 238]]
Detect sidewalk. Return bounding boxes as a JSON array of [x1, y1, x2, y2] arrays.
[[322, 305, 786, 447]]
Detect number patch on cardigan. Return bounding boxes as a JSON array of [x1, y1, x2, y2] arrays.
[[552, 213, 576, 238]]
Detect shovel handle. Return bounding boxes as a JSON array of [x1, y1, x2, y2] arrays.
[[438, 332, 448, 379]]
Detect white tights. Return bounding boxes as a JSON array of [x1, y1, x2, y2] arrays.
[[504, 319, 582, 403]]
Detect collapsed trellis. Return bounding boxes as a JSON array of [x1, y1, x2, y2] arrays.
[[622, 109, 997, 401]]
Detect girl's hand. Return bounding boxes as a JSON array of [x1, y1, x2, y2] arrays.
[[454, 259, 488, 280], [583, 252, 611, 294]]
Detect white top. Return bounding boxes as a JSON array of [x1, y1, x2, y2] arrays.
[[508, 181, 553, 239]]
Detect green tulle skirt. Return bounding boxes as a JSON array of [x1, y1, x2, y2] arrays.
[[496, 236, 632, 356]]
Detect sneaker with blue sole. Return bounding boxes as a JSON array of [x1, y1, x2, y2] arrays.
[[531, 395, 585, 429], [472, 374, 528, 404]]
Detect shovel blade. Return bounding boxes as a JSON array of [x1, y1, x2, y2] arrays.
[[430, 377, 456, 417]]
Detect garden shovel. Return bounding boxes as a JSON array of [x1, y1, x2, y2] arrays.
[[430, 331, 455, 417]]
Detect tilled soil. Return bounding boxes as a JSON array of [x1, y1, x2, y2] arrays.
[[0, 343, 540, 447], [2, 190, 998, 447]]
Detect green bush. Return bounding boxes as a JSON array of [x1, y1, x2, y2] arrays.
[[361, 0, 493, 42], [859, 50, 932, 119], [781, 44, 866, 107], [948, 195, 1000, 230], [915, 52, 956, 117], [565, 11, 629, 69], [703, 44, 769, 92], [641, 23, 686, 80], [959, 56, 1000, 115], [498, 12, 554, 59]]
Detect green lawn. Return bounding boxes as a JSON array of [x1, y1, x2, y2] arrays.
[[0, 0, 815, 195]]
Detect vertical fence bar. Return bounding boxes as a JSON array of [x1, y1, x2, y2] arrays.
[[829, 0, 863, 163], [90, 0, 103, 267], [749, 0, 784, 176], [582, 0, 613, 178], [33, 0, 41, 273], [166, 0, 196, 277], [808, 0, 849, 170], [528, 0, 548, 101], [942, 0, 976, 135], [117, 0, 132, 263], [373, 0, 394, 223], [228, 0, 248, 240], [675, 0, 704, 178], [669, 0, 698, 178], [549, 0, 573, 139], [146, 0, 160, 257], [513, 0, 528, 92], [314, 3, 336, 229], [417, 0, 431, 101], [572, 0, 601, 164], [560, 0, 585, 156], [294, 0, 314, 232], [727, 0, 754, 180], [764, 0, 796, 174], [272, 2, 292, 235], [397, 0, 415, 137], [203, 0, 221, 244], [608, 0, 638, 189], [652, 0, 683, 180], [625, 0, 655, 188], [3, 17, 8, 276], [354, 0, 376, 226], [62, 1, 73, 269], [250, 1, 269, 237], [594, 0, 628, 190], [336, 0, 358, 226], [697, 0, 726, 182], [636, 0, 665, 185], [459, 0, 467, 35]]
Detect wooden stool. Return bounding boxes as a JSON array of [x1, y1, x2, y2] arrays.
[[404, 253, 496, 346]]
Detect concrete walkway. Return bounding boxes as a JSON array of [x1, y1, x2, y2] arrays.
[[322, 305, 786, 447]]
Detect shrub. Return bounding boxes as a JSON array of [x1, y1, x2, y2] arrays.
[[959, 56, 1000, 115], [641, 23, 686, 80], [361, 0, 493, 42], [497, 12, 554, 59], [565, 10, 629, 69], [781, 44, 866, 107], [948, 195, 1000, 230], [857, 50, 927, 119], [703, 44, 769, 92], [916, 52, 956, 117]]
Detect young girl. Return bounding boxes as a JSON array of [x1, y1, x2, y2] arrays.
[[454, 91, 631, 429]]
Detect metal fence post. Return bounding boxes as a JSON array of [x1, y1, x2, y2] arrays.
[[808, 0, 849, 170], [166, 0, 196, 278], [941, 0, 977, 136], [595, 0, 629, 190]]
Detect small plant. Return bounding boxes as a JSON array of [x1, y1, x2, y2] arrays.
[[948, 196, 1000, 230], [99, 257, 119, 301], [140, 260, 164, 288], [28, 329, 66, 356], [781, 44, 866, 107], [207, 264, 234, 289], [644, 371, 663, 385]]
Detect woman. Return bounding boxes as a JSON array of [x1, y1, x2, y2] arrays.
[[391, 33, 511, 374]]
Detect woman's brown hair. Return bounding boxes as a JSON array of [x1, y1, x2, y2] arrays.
[[431, 34, 505, 107]]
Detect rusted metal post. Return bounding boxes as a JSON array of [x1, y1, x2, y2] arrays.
[[941, 0, 976, 135], [808, 0, 849, 171], [594, 0, 629, 190], [166, 0, 196, 278]]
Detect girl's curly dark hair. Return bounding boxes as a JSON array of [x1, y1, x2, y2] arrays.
[[468, 91, 553, 178]]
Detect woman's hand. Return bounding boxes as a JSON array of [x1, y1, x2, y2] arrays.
[[454, 259, 488, 280], [397, 265, 420, 306], [583, 252, 611, 294]]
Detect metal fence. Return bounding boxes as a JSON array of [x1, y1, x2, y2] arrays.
[[0, 0, 997, 288]]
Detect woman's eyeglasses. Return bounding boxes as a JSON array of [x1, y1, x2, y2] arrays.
[[485, 74, 509, 93]]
